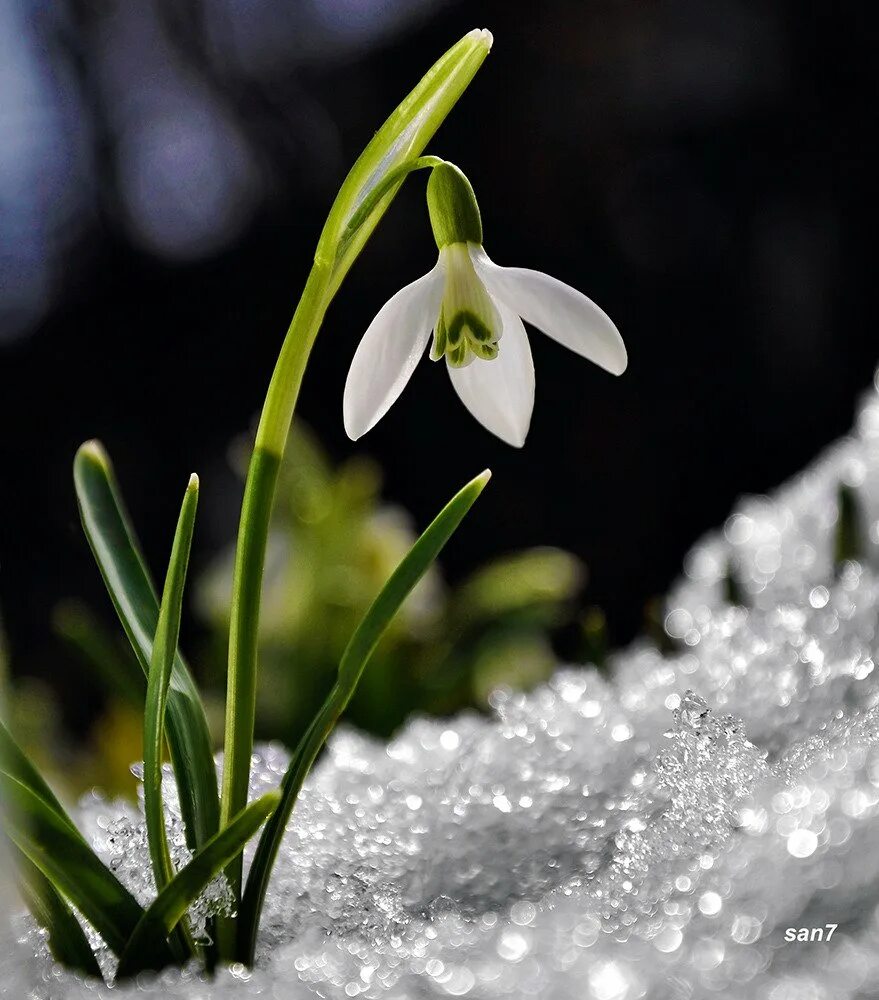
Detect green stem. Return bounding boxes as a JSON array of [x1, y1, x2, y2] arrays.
[[218, 153, 443, 919], [218, 131, 479, 959], [219, 263, 331, 907]]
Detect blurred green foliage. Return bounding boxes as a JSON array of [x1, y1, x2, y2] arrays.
[[196, 426, 586, 749], [4, 427, 586, 795], [1, 610, 143, 801]]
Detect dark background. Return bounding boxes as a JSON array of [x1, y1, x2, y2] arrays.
[[0, 0, 874, 735]]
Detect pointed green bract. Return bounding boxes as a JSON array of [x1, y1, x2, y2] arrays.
[[237, 470, 491, 962], [1, 771, 153, 961], [317, 29, 492, 294], [73, 442, 219, 853], [14, 849, 102, 978], [116, 792, 280, 979]]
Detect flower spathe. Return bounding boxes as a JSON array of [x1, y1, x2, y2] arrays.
[[343, 161, 627, 448]]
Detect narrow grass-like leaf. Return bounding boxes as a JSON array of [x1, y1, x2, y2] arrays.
[[116, 792, 279, 979], [1, 772, 153, 961], [73, 442, 219, 852], [238, 470, 491, 962], [144, 474, 199, 896], [336, 469, 491, 686], [14, 847, 102, 977], [143, 475, 200, 963]]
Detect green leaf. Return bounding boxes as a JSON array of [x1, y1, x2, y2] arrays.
[[116, 792, 279, 979], [316, 28, 492, 292], [835, 481, 864, 569], [1, 771, 154, 961], [54, 599, 145, 706], [238, 469, 491, 962], [74, 442, 219, 852], [144, 474, 199, 897], [13, 847, 102, 978], [336, 469, 492, 687], [0, 720, 77, 835]]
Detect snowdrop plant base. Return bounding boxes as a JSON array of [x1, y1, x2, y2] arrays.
[[2, 29, 505, 981], [9, 373, 879, 997]]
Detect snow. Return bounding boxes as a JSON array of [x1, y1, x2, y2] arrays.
[[7, 371, 879, 999]]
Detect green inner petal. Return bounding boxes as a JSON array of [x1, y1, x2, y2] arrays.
[[447, 341, 470, 368], [450, 310, 494, 345], [471, 341, 499, 361], [435, 242, 503, 368], [430, 316, 448, 361]]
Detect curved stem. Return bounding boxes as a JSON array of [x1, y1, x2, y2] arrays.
[[219, 153, 441, 878], [218, 262, 331, 924], [217, 150, 465, 960]]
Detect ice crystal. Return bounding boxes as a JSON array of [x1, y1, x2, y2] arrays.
[[6, 372, 879, 998]]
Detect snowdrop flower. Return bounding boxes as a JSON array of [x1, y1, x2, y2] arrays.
[[344, 162, 627, 447]]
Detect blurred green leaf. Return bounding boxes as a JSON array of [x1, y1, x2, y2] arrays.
[[835, 481, 864, 569], [1, 771, 152, 961], [579, 606, 609, 668], [54, 599, 144, 706], [74, 442, 219, 853], [14, 848, 102, 977], [450, 547, 584, 626], [0, 719, 75, 833], [471, 631, 556, 704]]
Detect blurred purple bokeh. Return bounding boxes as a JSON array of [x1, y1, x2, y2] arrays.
[[0, 0, 442, 342]]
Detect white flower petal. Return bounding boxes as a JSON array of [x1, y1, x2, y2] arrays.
[[343, 262, 444, 439], [472, 247, 627, 375], [446, 301, 534, 447]]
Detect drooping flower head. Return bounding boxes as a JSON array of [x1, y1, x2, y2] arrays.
[[344, 161, 627, 447]]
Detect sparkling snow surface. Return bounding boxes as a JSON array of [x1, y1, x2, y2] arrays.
[[8, 373, 879, 998]]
